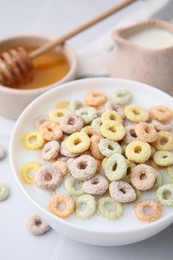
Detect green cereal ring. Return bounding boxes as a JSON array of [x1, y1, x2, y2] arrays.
[[125, 141, 151, 163], [100, 120, 125, 141], [69, 100, 82, 112], [101, 110, 123, 124], [150, 171, 163, 190], [110, 90, 132, 105], [167, 166, 173, 181], [104, 153, 127, 181], [157, 184, 173, 206], [66, 132, 90, 153], [152, 131, 173, 151], [23, 131, 45, 151], [99, 138, 122, 157], [64, 176, 84, 196], [98, 196, 123, 220], [75, 107, 97, 124], [153, 151, 173, 166], [0, 183, 10, 201], [124, 105, 149, 123], [75, 194, 96, 219], [49, 109, 70, 124], [91, 117, 102, 135], [21, 162, 42, 184]]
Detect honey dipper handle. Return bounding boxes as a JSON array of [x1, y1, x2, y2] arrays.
[[30, 0, 136, 59]]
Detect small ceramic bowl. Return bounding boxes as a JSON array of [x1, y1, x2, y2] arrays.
[[10, 77, 173, 246], [0, 35, 77, 120]]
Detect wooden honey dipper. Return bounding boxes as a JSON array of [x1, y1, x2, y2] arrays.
[[0, 0, 136, 87]]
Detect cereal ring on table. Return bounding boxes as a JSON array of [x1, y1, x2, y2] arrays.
[[150, 171, 163, 191], [134, 200, 162, 222], [83, 175, 109, 196], [91, 117, 102, 135], [125, 141, 151, 163], [60, 140, 79, 158], [110, 90, 132, 105], [105, 101, 125, 118], [52, 161, 68, 176], [101, 109, 123, 124], [167, 166, 173, 181], [23, 131, 45, 151], [109, 181, 136, 203], [27, 215, 50, 235], [60, 113, 84, 134], [64, 176, 84, 196], [70, 155, 97, 181], [98, 196, 123, 220], [150, 105, 172, 123], [153, 151, 173, 166], [35, 165, 62, 190], [69, 100, 82, 112], [157, 184, 173, 206], [122, 160, 136, 183], [0, 183, 10, 201], [75, 194, 96, 219], [123, 124, 138, 144], [104, 153, 127, 181], [41, 141, 60, 161], [124, 105, 149, 123], [75, 107, 97, 124], [21, 162, 41, 184], [81, 126, 96, 138], [49, 109, 70, 124], [56, 101, 70, 109], [0, 145, 6, 160], [39, 121, 63, 141], [90, 135, 104, 160], [135, 122, 158, 143], [85, 92, 107, 107], [34, 115, 49, 130], [66, 132, 90, 154], [100, 120, 125, 141], [131, 164, 156, 191], [49, 193, 75, 218], [151, 119, 171, 131], [99, 138, 122, 157], [152, 131, 173, 151]]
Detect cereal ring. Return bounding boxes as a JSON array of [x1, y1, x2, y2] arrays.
[[49, 193, 75, 218], [64, 176, 84, 196], [150, 171, 163, 190], [167, 166, 173, 181], [153, 151, 173, 166], [152, 131, 173, 151], [81, 126, 96, 138], [41, 141, 60, 161], [60, 113, 84, 134], [27, 215, 50, 235], [101, 109, 123, 124], [60, 140, 79, 158], [0, 145, 6, 160], [104, 153, 127, 181], [23, 131, 45, 151], [105, 101, 125, 118], [21, 162, 41, 184], [109, 181, 136, 203], [110, 90, 132, 105], [99, 138, 122, 157], [125, 141, 151, 163], [49, 109, 70, 124], [123, 124, 138, 144], [125, 105, 149, 123], [56, 101, 70, 109], [151, 119, 171, 131], [34, 115, 49, 130], [131, 164, 156, 191], [66, 132, 90, 154], [70, 155, 97, 181], [52, 161, 68, 176], [85, 92, 107, 107], [157, 184, 173, 206], [75, 107, 96, 124], [35, 165, 62, 190], [83, 175, 109, 195], [122, 160, 136, 183], [75, 194, 96, 219], [100, 120, 125, 141], [135, 122, 158, 143], [150, 106, 172, 123], [69, 100, 82, 111], [91, 117, 102, 135], [90, 135, 104, 160], [98, 196, 123, 220], [0, 183, 10, 201], [134, 200, 162, 222], [39, 121, 63, 141]]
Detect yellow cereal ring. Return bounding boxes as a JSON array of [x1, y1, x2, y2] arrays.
[[101, 110, 123, 124], [124, 105, 149, 123], [49, 109, 70, 124], [21, 162, 41, 184], [100, 120, 125, 141], [125, 140, 151, 163], [152, 131, 173, 151], [23, 131, 45, 151], [66, 132, 90, 153], [56, 101, 70, 109]]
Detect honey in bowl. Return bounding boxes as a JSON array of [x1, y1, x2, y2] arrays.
[[10, 45, 70, 90]]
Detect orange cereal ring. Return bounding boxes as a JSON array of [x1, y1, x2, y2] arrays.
[[90, 135, 105, 160], [150, 105, 172, 123], [56, 101, 70, 109], [39, 121, 63, 141], [134, 200, 162, 222], [85, 92, 107, 107], [152, 131, 173, 151], [52, 161, 68, 176], [135, 122, 158, 143]]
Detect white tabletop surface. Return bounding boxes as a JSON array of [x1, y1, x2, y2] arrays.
[[1, 0, 173, 259]]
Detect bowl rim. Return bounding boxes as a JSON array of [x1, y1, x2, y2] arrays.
[[9, 77, 173, 235]]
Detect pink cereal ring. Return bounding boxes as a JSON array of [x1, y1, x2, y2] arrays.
[[90, 135, 105, 160], [109, 181, 136, 203], [151, 119, 171, 131], [105, 101, 125, 118], [150, 106, 173, 123], [85, 92, 107, 107], [60, 113, 84, 134], [41, 141, 60, 161], [27, 215, 50, 235], [39, 121, 63, 141], [135, 122, 158, 143], [123, 124, 138, 144], [135, 200, 162, 222], [83, 175, 109, 195], [52, 160, 68, 176]]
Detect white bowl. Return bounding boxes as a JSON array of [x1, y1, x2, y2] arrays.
[[10, 78, 173, 246]]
